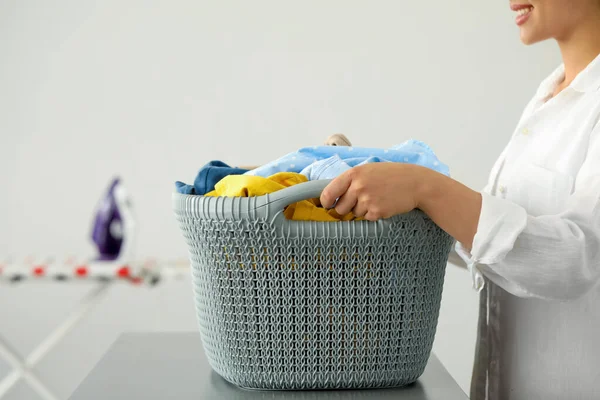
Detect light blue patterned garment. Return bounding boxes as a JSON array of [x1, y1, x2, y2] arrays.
[[245, 139, 450, 179], [300, 154, 352, 180]]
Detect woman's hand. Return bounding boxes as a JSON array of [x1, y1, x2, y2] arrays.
[[320, 162, 482, 249], [320, 163, 429, 221]]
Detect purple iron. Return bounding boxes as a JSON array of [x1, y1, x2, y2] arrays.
[[91, 177, 135, 262]]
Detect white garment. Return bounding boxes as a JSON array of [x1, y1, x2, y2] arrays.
[[456, 53, 600, 400]]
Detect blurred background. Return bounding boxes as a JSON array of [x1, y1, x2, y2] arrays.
[[0, 1, 559, 399]]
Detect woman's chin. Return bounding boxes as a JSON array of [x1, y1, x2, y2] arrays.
[[519, 29, 547, 46], [520, 34, 535, 45]]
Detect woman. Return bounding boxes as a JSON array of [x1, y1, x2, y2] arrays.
[[320, 1, 600, 399]]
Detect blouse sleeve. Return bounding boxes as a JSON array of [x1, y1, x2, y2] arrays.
[[456, 123, 600, 300]]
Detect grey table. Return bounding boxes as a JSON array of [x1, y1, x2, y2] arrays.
[[69, 333, 468, 400]]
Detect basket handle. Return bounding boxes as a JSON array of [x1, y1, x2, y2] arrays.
[[255, 179, 333, 212]]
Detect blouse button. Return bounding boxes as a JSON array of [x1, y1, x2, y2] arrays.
[[522, 127, 530, 135], [499, 185, 506, 194]]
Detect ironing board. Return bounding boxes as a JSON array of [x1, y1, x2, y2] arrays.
[[0, 257, 189, 400], [69, 332, 468, 399]]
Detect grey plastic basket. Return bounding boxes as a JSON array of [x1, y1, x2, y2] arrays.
[[173, 180, 454, 390]]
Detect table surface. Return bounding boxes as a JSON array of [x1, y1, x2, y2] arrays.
[[69, 333, 468, 400]]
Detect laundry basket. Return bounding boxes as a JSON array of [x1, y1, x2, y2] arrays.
[[173, 180, 454, 390]]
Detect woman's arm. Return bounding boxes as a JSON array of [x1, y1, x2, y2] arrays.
[[416, 169, 482, 250], [321, 126, 600, 300]]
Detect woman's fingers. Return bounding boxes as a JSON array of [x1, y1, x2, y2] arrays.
[[334, 192, 358, 216], [352, 202, 368, 218], [364, 210, 381, 221], [320, 173, 352, 209]]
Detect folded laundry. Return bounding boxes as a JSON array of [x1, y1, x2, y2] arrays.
[[300, 154, 352, 181], [205, 172, 360, 222], [176, 135, 354, 195], [244, 139, 449, 179], [175, 161, 249, 195]]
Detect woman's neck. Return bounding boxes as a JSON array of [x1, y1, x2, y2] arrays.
[[557, 16, 600, 90]]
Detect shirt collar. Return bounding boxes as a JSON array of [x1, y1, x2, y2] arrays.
[[536, 65, 565, 98], [570, 52, 600, 93], [537, 52, 600, 97]]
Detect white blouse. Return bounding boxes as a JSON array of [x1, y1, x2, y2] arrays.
[[456, 53, 600, 400]]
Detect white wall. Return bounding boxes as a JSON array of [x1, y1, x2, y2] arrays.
[[0, 1, 560, 399]]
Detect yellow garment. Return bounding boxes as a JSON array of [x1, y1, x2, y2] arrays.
[[205, 172, 359, 222]]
